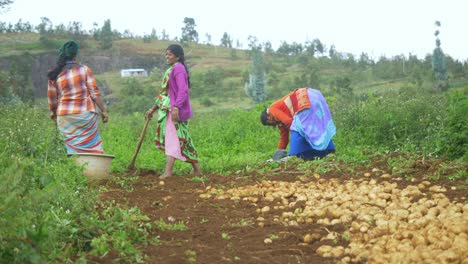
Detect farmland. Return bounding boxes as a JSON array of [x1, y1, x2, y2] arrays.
[[1, 33, 467, 263]]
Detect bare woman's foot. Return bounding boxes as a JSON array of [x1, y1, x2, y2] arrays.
[[190, 162, 202, 176], [159, 172, 172, 179], [189, 169, 202, 176]]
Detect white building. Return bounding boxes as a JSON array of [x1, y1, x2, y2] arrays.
[[120, 69, 148, 77]]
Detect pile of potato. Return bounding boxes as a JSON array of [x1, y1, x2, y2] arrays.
[[200, 176, 468, 263]]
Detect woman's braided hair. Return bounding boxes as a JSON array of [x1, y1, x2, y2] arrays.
[[166, 44, 191, 88]]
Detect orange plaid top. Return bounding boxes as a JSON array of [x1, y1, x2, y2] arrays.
[[48, 64, 102, 116], [269, 88, 311, 149]]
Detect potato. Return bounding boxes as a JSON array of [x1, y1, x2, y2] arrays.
[[261, 206, 270, 213], [303, 233, 321, 244], [316, 245, 333, 256], [330, 246, 345, 257]]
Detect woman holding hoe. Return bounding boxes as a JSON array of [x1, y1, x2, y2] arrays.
[[146, 44, 201, 179]]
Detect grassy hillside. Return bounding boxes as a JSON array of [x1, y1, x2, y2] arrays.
[[2, 32, 467, 112]]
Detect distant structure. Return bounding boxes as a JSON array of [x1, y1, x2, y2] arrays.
[[120, 69, 148, 77]]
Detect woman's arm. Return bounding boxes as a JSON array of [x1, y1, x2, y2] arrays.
[[84, 66, 108, 122], [145, 104, 158, 119], [172, 65, 189, 109], [277, 125, 290, 149], [47, 80, 58, 119], [93, 96, 108, 123]]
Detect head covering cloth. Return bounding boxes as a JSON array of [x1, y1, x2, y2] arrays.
[[57, 40, 79, 61]]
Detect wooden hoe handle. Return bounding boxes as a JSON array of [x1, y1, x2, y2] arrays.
[[128, 117, 152, 170]]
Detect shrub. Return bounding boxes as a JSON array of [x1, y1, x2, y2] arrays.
[[438, 89, 468, 160]]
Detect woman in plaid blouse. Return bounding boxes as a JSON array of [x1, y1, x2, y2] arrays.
[[47, 40, 108, 154]]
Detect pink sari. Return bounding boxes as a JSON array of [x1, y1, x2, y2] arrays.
[[164, 114, 186, 161]]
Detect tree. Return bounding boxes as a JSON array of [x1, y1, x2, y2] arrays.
[[276, 41, 292, 56], [150, 28, 158, 40], [432, 21, 448, 91], [263, 41, 274, 55], [333, 76, 353, 96], [161, 29, 169, 40], [36, 17, 54, 46], [358, 52, 373, 67], [312, 38, 325, 55], [0, 0, 13, 12], [66, 21, 85, 42], [328, 45, 338, 59], [245, 49, 267, 102], [247, 35, 262, 51], [276, 41, 302, 56], [99, 19, 113, 50], [181, 17, 198, 43], [236, 39, 242, 48], [289, 42, 303, 56], [304, 40, 316, 57], [204, 33, 212, 45], [220, 32, 232, 48]]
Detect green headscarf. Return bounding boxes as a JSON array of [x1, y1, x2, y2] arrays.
[[58, 40, 79, 60]]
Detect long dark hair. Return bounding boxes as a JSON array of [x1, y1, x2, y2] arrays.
[[47, 55, 67, 81], [167, 44, 191, 88]]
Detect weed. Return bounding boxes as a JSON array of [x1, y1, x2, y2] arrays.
[[294, 208, 303, 215], [232, 218, 254, 227], [155, 218, 187, 231], [185, 250, 197, 264], [221, 232, 231, 240], [192, 175, 209, 183], [151, 200, 165, 208], [269, 234, 279, 240], [112, 174, 139, 192], [341, 232, 351, 241], [387, 155, 415, 175]]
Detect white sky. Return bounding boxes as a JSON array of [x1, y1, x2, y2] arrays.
[[2, 0, 467, 61]]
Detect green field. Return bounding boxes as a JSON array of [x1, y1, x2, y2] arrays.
[[1, 32, 467, 262]]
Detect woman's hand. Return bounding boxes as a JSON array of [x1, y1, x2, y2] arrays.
[[145, 108, 155, 120], [101, 111, 109, 123], [272, 149, 288, 161], [172, 107, 179, 122], [50, 111, 57, 120]]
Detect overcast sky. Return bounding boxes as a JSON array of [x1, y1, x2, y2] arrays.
[[2, 0, 467, 61]]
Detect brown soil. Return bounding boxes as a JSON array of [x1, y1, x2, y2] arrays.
[[91, 153, 467, 264]]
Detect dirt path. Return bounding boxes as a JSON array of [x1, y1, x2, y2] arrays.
[[96, 155, 467, 264]]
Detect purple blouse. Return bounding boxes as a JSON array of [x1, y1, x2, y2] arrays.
[[168, 63, 193, 121]]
